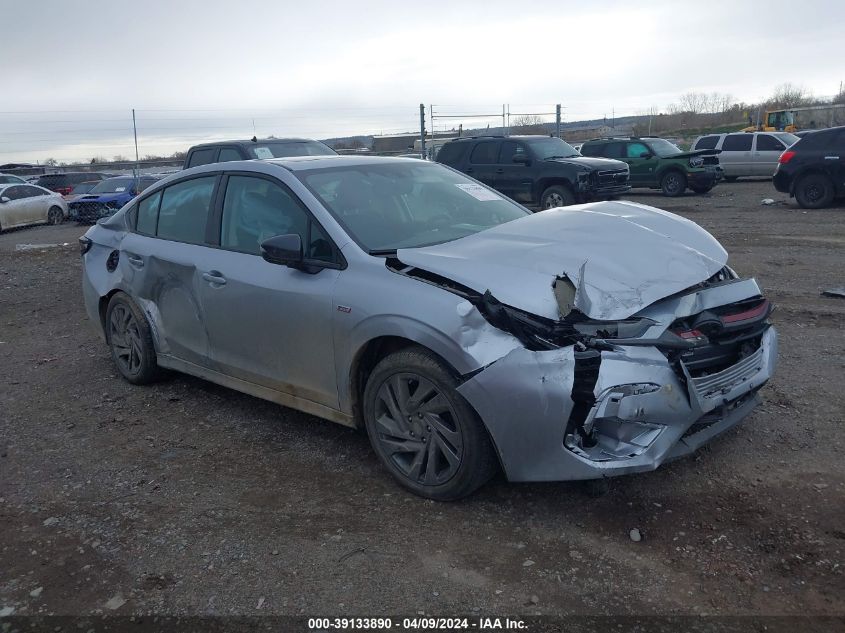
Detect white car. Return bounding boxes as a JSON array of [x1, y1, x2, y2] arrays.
[[0, 173, 27, 185], [0, 183, 68, 231]]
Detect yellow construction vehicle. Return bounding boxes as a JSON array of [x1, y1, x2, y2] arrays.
[[744, 104, 845, 132]]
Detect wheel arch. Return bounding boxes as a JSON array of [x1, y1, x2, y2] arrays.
[[535, 177, 574, 202]]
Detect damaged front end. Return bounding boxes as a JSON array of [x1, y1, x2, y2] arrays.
[[388, 257, 777, 482]]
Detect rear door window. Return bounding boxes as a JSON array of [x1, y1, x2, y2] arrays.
[[498, 141, 528, 163], [695, 135, 720, 150], [469, 141, 499, 164], [722, 135, 753, 151], [755, 135, 785, 151], [156, 177, 216, 244], [597, 142, 624, 159], [187, 148, 217, 168]]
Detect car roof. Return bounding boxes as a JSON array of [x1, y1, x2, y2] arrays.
[[189, 138, 323, 150]]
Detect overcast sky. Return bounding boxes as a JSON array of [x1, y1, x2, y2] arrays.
[[2, 0, 843, 163]]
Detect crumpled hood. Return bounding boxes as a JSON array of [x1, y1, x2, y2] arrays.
[[73, 192, 131, 205], [395, 200, 728, 321], [546, 155, 627, 170]]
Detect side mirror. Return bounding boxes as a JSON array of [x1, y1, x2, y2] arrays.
[[260, 233, 303, 267], [640, 151, 653, 159], [0, 196, 9, 203]]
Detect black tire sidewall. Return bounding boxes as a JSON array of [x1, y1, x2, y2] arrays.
[[105, 292, 161, 385], [541, 185, 575, 209], [362, 347, 497, 500], [796, 174, 834, 209], [661, 171, 687, 197]]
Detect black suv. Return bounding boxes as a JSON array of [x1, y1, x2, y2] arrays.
[[773, 126, 845, 208], [35, 172, 106, 196], [436, 135, 629, 208], [184, 137, 336, 169]]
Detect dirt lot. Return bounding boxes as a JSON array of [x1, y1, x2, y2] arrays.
[[1, 180, 844, 622]]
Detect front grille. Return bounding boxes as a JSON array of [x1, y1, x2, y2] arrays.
[[689, 346, 765, 398], [597, 169, 629, 186], [71, 202, 111, 223]]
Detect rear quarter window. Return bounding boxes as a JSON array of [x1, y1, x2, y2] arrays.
[[187, 148, 217, 168], [435, 142, 468, 166], [694, 135, 720, 150], [579, 144, 602, 157]]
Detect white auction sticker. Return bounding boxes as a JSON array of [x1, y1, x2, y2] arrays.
[[253, 147, 274, 159], [455, 183, 501, 201]]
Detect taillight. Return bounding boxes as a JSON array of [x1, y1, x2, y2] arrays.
[[779, 150, 796, 164], [56, 186, 72, 195]]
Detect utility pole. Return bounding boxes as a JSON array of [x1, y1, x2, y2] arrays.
[[132, 108, 140, 177], [419, 104, 426, 160], [502, 104, 506, 135], [555, 104, 561, 138]]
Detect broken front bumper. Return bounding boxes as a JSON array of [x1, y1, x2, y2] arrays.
[[457, 326, 777, 482]]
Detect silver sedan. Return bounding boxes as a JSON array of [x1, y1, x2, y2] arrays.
[[80, 156, 777, 500], [0, 183, 68, 230]]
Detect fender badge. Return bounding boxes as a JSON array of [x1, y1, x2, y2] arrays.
[[337, 305, 352, 313]]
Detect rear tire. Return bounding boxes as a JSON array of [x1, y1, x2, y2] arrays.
[[363, 346, 498, 500], [540, 185, 576, 209], [660, 171, 687, 197], [690, 184, 715, 194], [47, 206, 64, 225], [794, 173, 834, 209], [105, 292, 162, 385]]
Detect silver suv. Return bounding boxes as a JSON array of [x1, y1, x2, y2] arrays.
[[691, 132, 798, 180]]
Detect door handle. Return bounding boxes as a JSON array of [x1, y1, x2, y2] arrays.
[[126, 254, 144, 268], [466, 167, 474, 173], [202, 271, 227, 286], [495, 168, 504, 174]]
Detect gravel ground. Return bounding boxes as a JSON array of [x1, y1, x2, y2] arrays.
[[1, 180, 843, 621]]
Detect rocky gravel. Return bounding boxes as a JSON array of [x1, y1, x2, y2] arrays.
[[0, 180, 843, 621]]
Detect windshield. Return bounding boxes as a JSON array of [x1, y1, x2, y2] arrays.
[[648, 139, 683, 157], [70, 181, 98, 194], [247, 141, 336, 159], [527, 137, 581, 159], [299, 162, 529, 252], [90, 177, 135, 194], [0, 175, 25, 184]]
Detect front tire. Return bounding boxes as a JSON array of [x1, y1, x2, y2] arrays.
[[363, 347, 498, 500], [47, 206, 64, 225], [105, 292, 162, 385], [661, 171, 687, 197], [540, 185, 576, 209], [794, 174, 834, 209]]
